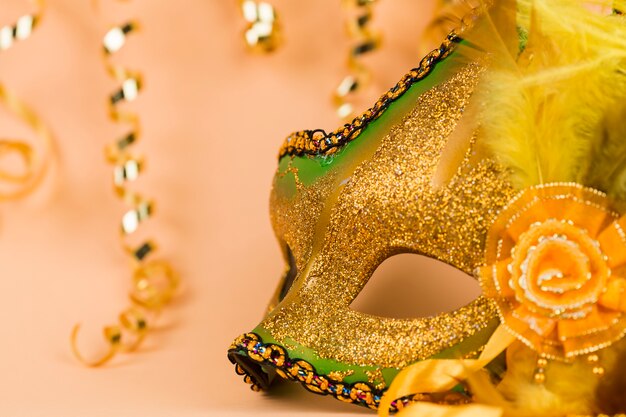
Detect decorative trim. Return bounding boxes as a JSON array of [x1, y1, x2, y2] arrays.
[[227, 333, 470, 411], [277, 20, 473, 159]]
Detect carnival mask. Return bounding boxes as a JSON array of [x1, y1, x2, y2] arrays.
[[229, 1, 626, 416]]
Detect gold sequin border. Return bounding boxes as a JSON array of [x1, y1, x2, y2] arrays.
[[278, 3, 491, 159], [227, 333, 471, 411], [277, 27, 467, 159]]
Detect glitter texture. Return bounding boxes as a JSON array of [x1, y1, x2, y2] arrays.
[[270, 161, 338, 273], [328, 369, 355, 382], [263, 63, 516, 368], [365, 369, 387, 390]]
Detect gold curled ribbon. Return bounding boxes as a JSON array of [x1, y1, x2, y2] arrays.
[[239, 0, 282, 53], [378, 325, 516, 417], [71, 9, 179, 367], [0, 0, 54, 201], [334, 0, 382, 120], [71, 307, 149, 367]]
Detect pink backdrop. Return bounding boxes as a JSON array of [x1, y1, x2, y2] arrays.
[[0, 1, 471, 415]]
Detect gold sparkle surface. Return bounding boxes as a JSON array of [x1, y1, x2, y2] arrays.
[[328, 369, 355, 382], [365, 369, 387, 390], [266, 161, 338, 311], [270, 161, 338, 274], [264, 63, 516, 368]]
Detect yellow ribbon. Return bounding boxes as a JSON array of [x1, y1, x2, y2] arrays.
[[378, 325, 516, 417], [392, 402, 503, 417]]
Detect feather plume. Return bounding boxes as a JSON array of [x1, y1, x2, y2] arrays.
[[447, 3, 626, 414], [468, 341, 622, 416], [595, 340, 626, 414], [585, 97, 626, 199], [476, 0, 626, 190], [431, 0, 521, 186], [467, 340, 626, 416], [422, 0, 482, 55]]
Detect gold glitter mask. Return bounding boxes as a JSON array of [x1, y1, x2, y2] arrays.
[[228, 24, 516, 411]]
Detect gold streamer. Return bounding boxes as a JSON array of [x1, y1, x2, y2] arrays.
[[334, 0, 382, 120], [239, 0, 282, 53], [0, 0, 54, 201], [71, 8, 179, 367]]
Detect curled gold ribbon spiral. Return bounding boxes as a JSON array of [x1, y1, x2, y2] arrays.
[[334, 0, 382, 120], [71, 11, 179, 367], [239, 0, 282, 53], [0, 0, 54, 201]]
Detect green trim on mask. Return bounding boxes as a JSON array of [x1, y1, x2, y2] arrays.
[[253, 316, 501, 388], [276, 45, 473, 190]]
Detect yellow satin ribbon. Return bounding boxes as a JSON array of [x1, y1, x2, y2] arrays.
[[392, 402, 503, 417], [378, 325, 516, 417]]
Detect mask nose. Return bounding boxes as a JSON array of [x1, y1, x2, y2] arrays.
[[228, 349, 279, 391]]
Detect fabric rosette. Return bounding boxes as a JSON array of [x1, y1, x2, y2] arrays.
[[477, 183, 626, 360]]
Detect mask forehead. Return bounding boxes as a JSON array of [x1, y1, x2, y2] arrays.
[[264, 61, 516, 368]]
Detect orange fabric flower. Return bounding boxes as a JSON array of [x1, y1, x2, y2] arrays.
[[477, 183, 626, 360]]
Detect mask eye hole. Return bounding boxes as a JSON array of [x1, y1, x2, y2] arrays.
[[350, 253, 481, 319], [278, 245, 297, 302]]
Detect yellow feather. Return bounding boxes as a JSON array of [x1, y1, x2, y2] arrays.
[[477, 0, 626, 190], [595, 338, 626, 414], [496, 342, 599, 415], [469, 340, 626, 416], [459, 5, 626, 414], [585, 91, 626, 200]]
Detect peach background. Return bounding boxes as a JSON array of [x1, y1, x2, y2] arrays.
[[0, 1, 476, 416]]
